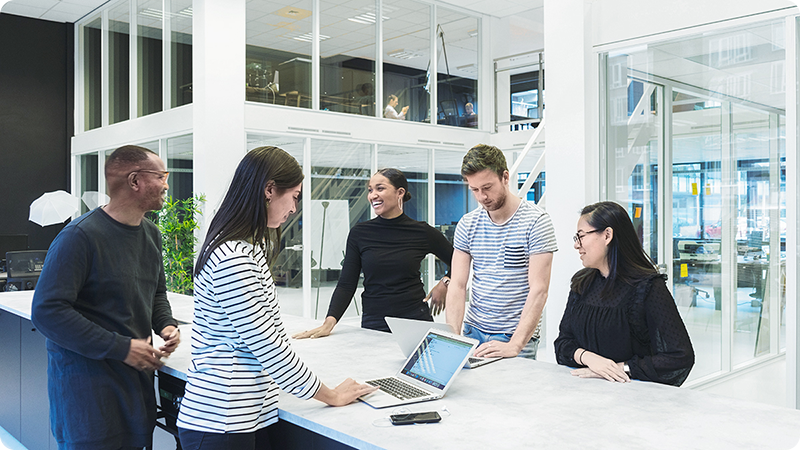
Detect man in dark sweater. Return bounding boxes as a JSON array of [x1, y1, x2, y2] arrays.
[[32, 145, 181, 450]]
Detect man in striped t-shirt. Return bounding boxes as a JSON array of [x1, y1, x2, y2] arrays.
[[446, 144, 557, 359]]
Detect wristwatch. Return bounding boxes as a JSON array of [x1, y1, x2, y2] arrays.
[[441, 277, 451, 287], [623, 363, 632, 377]]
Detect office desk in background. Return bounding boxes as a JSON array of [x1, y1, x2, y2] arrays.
[[2, 291, 800, 449]]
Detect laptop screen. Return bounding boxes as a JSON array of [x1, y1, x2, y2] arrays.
[[400, 332, 474, 391]]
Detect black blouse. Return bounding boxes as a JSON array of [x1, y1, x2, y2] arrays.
[[554, 270, 695, 386]]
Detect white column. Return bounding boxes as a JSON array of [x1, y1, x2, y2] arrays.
[[193, 0, 247, 238], [541, 0, 597, 362]]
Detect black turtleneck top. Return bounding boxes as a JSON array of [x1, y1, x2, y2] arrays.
[[326, 213, 453, 331]]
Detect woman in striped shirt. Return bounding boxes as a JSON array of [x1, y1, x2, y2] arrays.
[[177, 146, 374, 450]]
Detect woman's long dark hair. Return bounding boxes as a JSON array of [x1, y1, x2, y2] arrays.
[[572, 201, 658, 297], [194, 146, 303, 276]]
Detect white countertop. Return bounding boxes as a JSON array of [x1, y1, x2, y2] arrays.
[[3, 291, 800, 449]]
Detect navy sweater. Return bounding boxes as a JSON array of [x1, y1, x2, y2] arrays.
[[31, 208, 177, 450]]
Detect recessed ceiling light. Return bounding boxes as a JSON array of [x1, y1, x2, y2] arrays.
[[468, 29, 478, 37], [347, 12, 388, 24], [292, 32, 331, 42], [387, 49, 423, 59]]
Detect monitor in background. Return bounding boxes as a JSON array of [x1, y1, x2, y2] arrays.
[[0, 234, 28, 272], [5, 250, 47, 291]]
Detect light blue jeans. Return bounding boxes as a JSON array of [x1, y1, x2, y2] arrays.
[[462, 323, 539, 360]]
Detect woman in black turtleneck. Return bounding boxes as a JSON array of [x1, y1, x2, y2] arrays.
[[294, 168, 453, 336]]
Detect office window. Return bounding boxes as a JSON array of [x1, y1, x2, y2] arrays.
[[170, 0, 193, 108], [245, 0, 312, 108], [167, 135, 193, 202], [109, 2, 130, 124], [435, 8, 478, 128], [83, 16, 102, 131], [601, 18, 786, 384], [434, 148, 473, 279], [320, 0, 376, 116], [79, 154, 99, 215], [310, 140, 371, 319], [381, 0, 430, 122], [137, 0, 163, 117]]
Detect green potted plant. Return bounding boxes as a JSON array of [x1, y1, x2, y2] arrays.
[[152, 194, 205, 295]]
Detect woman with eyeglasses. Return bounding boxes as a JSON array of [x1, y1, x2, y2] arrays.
[[176, 147, 374, 450], [554, 201, 694, 386], [293, 167, 453, 338]]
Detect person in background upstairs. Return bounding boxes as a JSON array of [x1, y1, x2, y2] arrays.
[[554, 201, 695, 386], [31, 144, 180, 450], [176, 146, 374, 450], [293, 168, 454, 337], [383, 94, 409, 120]]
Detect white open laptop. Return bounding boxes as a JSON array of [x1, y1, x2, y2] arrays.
[[359, 328, 478, 409], [385, 316, 502, 369]]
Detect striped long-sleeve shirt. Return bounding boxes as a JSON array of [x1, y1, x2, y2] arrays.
[[176, 240, 321, 433]]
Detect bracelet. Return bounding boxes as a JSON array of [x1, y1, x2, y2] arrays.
[[578, 349, 587, 365]]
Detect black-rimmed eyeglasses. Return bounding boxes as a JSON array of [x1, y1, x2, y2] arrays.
[[573, 229, 601, 247], [129, 169, 170, 182]]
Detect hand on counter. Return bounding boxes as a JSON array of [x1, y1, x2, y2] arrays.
[[314, 378, 377, 407], [293, 316, 336, 340], [123, 336, 164, 372], [159, 325, 181, 355], [474, 340, 520, 358], [571, 352, 630, 383]]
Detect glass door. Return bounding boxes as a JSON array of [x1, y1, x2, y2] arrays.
[[604, 64, 664, 268]]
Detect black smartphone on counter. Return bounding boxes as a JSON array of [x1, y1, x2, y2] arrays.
[[389, 411, 442, 425]]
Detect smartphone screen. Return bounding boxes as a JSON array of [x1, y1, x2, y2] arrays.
[[389, 411, 442, 425]]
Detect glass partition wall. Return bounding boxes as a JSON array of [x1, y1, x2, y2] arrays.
[[235, 135, 467, 324], [382, 0, 430, 123], [170, 0, 193, 108], [245, 0, 313, 107], [78, 0, 193, 132], [242, 0, 479, 126], [436, 8, 478, 127], [601, 18, 787, 385], [109, 2, 130, 124]]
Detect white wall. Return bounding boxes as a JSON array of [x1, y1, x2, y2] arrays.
[[193, 0, 247, 237], [592, 0, 796, 47], [540, 0, 598, 362]]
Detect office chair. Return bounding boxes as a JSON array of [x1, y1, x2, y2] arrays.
[[5, 250, 47, 291]]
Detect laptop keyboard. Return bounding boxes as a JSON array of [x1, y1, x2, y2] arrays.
[[366, 377, 430, 400]]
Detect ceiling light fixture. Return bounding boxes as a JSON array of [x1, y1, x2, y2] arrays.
[[293, 32, 331, 42], [468, 29, 478, 37], [138, 7, 192, 19], [347, 12, 388, 24], [387, 49, 424, 59]]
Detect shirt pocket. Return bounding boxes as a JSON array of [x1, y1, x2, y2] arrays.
[[503, 245, 527, 269]]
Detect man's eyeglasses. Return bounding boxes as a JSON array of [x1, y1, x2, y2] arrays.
[[129, 169, 170, 182], [573, 229, 601, 247]]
